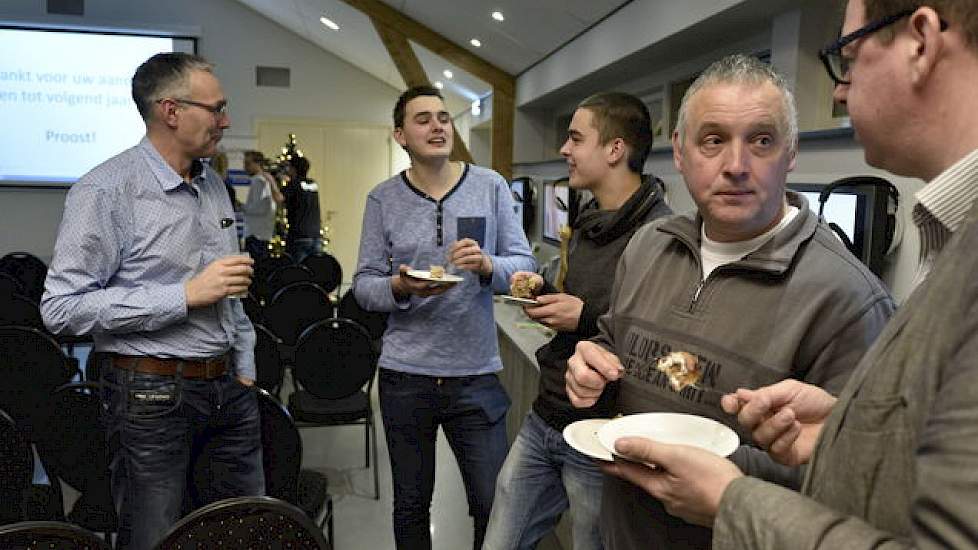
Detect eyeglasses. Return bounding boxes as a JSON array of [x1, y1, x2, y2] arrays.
[[157, 97, 229, 117], [819, 8, 947, 85]]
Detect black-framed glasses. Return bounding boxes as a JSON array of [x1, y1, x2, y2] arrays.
[[819, 8, 948, 85], [158, 97, 229, 116]]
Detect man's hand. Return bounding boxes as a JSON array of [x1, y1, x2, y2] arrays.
[[237, 375, 255, 386], [721, 379, 837, 466], [523, 293, 583, 332], [391, 265, 453, 298], [603, 437, 743, 527], [185, 255, 253, 308], [565, 341, 623, 408], [449, 238, 492, 276]]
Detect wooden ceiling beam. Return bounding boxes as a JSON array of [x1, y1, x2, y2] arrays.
[[372, 19, 473, 164], [341, 0, 514, 96]]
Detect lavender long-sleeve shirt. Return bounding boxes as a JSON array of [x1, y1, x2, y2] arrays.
[[353, 164, 535, 377], [41, 137, 256, 379]]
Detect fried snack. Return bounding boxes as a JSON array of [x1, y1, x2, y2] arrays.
[[655, 351, 702, 392], [429, 265, 445, 279], [510, 273, 543, 299]]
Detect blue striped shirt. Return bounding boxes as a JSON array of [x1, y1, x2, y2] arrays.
[[41, 137, 256, 379]]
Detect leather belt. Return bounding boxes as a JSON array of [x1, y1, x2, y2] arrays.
[[110, 353, 230, 380]]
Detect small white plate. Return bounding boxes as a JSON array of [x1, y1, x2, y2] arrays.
[[405, 270, 464, 284], [597, 413, 739, 460], [563, 418, 613, 461], [501, 295, 540, 306]]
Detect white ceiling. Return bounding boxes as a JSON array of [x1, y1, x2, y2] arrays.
[[232, 0, 630, 114]]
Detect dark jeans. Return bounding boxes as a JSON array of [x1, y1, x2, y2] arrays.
[[102, 365, 264, 550], [379, 369, 510, 550], [287, 237, 322, 265]]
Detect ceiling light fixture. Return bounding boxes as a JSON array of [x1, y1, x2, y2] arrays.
[[442, 69, 453, 79], [470, 38, 482, 47], [491, 11, 504, 22], [319, 16, 340, 30], [434, 81, 444, 89]]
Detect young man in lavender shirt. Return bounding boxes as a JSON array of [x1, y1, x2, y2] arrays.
[[353, 85, 535, 550]]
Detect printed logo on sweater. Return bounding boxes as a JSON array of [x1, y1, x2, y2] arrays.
[[620, 327, 724, 405]]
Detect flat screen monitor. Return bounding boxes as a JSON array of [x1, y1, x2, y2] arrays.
[[789, 182, 892, 276], [0, 26, 197, 186], [542, 179, 570, 245]]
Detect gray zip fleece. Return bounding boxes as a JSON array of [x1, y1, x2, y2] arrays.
[[594, 192, 895, 550]]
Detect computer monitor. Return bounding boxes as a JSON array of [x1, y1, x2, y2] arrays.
[[542, 179, 571, 245], [789, 181, 893, 276]]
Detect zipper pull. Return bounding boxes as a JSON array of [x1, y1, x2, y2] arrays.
[[689, 279, 706, 312]]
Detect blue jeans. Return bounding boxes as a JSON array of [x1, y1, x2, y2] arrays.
[[379, 369, 511, 550], [102, 365, 264, 550], [287, 237, 322, 265], [483, 411, 605, 550]]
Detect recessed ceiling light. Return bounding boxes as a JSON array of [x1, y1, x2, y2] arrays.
[[434, 81, 444, 89], [470, 38, 482, 47], [442, 69, 453, 79], [491, 11, 504, 22], [319, 16, 340, 30]]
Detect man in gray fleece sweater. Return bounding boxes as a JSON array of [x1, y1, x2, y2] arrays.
[[353, 85, 535, 550], [565, 55, 894, 550]]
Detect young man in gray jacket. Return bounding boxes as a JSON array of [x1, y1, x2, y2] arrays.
[[565, 54, 895, 549]]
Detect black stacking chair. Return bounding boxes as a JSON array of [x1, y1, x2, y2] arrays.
[[0, 521, 110, 550], [0, 252, 48, 304], [254, 323, 285, 395], [288, 318, 379, 499], [264, 282, 335, 347], [256, 388, 334, 545], [33, 383, 116, 537], [242, 291, 264, 324], [0, 292, 46, 331], [252, 252, 294, 301], [154, 496, 329, 550], [0, 408, 34, 525], [302, 252, 343, 294], [0, 271, 25, 297], [338, 289, 388, 343], [267, 263, 314, 299], [0, 326, 78, 431]]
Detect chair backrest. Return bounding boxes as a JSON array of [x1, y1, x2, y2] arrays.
[[0, 292, 46, 331], [0, 252, 48, 304], [253, 323, 285, 392], [265, 282, 335, 346], [256, 388, 302, 506], [267, 263, 314, 298], [0, 409, 33, 525], [0, 271, 25, 298], [34, 383, 110, 495], [338, 289, 388, 341], [0, 326, 74, 428], [302, 252, 343, 294], [293, 318, 377, 399], [154, 496, 328, 550], [252, 253, 295, 301], [242, 291, 263, 324], [0, 520, 111, 550]]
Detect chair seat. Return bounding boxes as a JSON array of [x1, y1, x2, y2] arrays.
[[289, 390, 369, 424]]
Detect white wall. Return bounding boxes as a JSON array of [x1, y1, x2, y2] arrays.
[[0, 0, 401, 261]]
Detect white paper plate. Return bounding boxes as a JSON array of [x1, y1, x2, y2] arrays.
[[501, 295, 540, 306], [597, 413, 739, 459], [562, 419, 613, 461], [405, 270, 464, 284]]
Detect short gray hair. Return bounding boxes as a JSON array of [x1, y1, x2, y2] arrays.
[[675, 54, 798, 153], [131, 52, 214, 121]]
